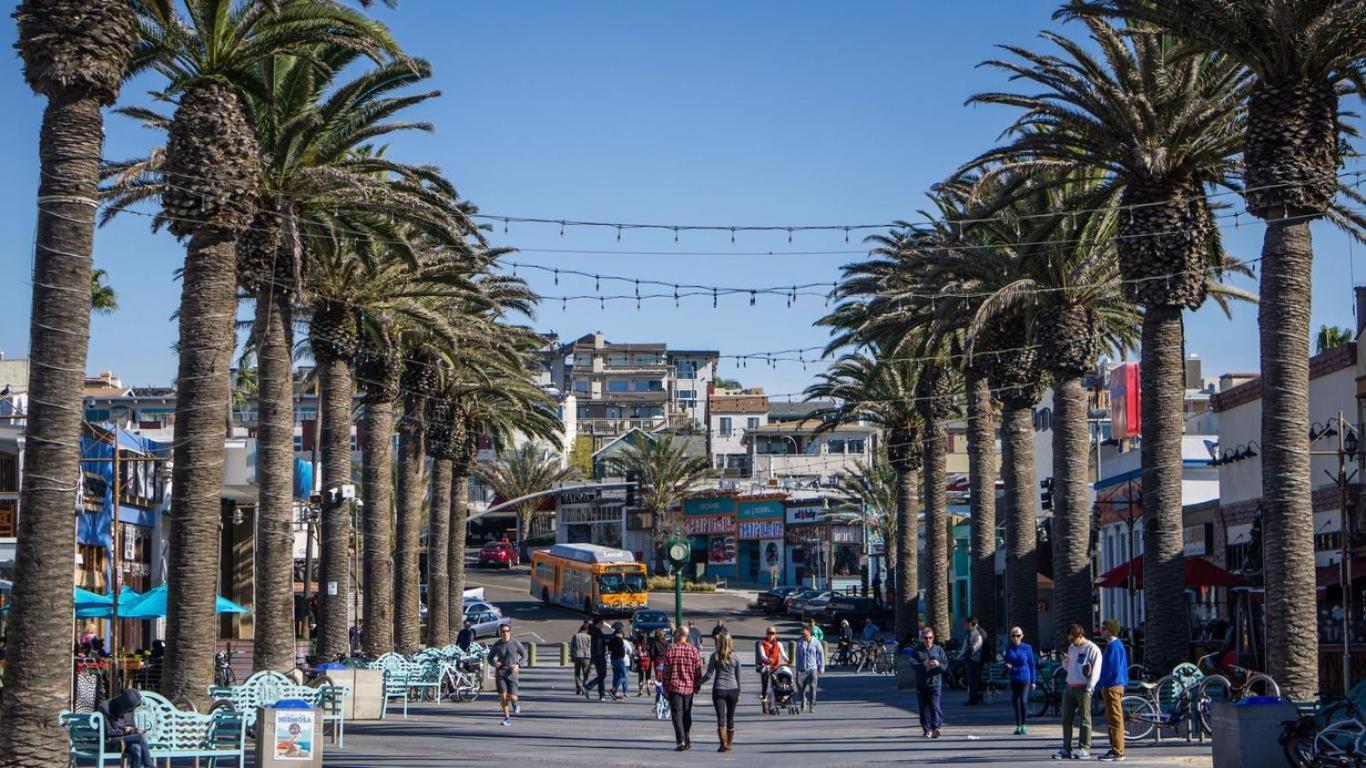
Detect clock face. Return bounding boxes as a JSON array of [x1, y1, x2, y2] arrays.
[[669, 543, 689, 562]]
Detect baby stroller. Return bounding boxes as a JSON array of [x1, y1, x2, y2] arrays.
[[767, 665, 799, 715]]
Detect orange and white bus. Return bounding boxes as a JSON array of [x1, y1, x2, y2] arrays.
[[530, 543, 648, 617]]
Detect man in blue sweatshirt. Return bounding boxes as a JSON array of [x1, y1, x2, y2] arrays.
[[1097, 619, 1130, 762]]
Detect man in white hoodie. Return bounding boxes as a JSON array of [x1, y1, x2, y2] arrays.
[[1053, 623, 1102, 760]]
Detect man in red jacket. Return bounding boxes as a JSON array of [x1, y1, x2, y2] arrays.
[[660, 626, 702, 751]]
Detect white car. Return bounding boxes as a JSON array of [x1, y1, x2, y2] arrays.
[[463, 600, 502, 618]]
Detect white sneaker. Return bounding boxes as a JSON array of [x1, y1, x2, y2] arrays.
[[501, 717, 511, 727], [512, 702, 520, 715], [1072, 749, 1090, 759]]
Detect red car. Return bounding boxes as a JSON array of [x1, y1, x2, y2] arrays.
[[479, 541, 519, 568]]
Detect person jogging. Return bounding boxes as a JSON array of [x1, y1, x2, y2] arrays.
[[700, 632, 742, 752], [582, 616, 611, 701], [1002, 626, 1038, 735], [909, 625, 949, 738], [570, 622, 593, 696], [490, 624, 528, 726], [1054, 623, 1103, 760], [1097, 619, 1130, 762], [660, 625, 703, 751], [794, 625, 825, 713], [754, 625, 788, 714]]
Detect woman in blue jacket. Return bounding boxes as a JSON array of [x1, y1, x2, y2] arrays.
[[1001, 626, 1038, 735]]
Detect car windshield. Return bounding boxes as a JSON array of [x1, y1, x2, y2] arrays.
[[636, 611, 666, 623], [598, 572, 646, 594]]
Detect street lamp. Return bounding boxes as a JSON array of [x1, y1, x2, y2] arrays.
[[1310, 411, 1361, 692]]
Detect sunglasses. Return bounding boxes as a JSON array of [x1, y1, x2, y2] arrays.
[[1011, 634, 1023, 638]]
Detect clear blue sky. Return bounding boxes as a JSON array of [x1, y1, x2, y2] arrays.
[[2, 1, 1360, 399]]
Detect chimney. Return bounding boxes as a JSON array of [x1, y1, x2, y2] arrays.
[[593, 331, 605, 350], [1356, 286, 1366, 337]]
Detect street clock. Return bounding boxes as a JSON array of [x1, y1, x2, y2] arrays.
[[667, 537, 690, 567]]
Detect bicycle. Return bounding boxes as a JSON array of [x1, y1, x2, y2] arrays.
[[213, 646, 236, 688], [1121, 666, 1207, 742]]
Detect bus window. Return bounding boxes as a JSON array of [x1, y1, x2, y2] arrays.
[[535, 562, 554, 584], [598, 572, 646, 594]]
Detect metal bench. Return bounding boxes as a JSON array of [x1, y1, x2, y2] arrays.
[[209, 670, 348, 747], [63, 690, 247, 766]]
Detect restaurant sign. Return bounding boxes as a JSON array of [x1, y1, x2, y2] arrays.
[[738, 519, 784, 540], [737, 499, 785, 521], [684, 496, 735, 517], [683, 515, 736, 536]]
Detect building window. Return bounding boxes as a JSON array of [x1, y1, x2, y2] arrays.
[[573, 380, 590, 393], [607, 380, 630, 393], [747, 417, 760, 429], [678, 389, 695, 400], [848, 438, 865, 454], [827, 439, 846, 454], [677, 360, 698, 379], [634, 354, 662, 365], [632, 379, 663, 392], [293, 435, 303, 452], [607, 354, 628, 367], [719, 417, 732, 437], [577, 406, 590, 418]]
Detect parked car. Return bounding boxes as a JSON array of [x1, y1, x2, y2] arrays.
[[478, 541, 519, 568], [821, 595, 893, 633], [757, 586, 801, 614], [784, 588, 821, 618], [801, 592, 835, 621], [462, 600, 502, 618], [630, 609, 672, 636], [467, 609, 512, 638]]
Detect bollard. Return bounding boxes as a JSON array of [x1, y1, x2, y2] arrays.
[[528, 643, 537, 667], [787, 641, 796, 664], [560, 642, 569, 666]]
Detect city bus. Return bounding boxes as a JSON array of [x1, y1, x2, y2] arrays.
[[530, 543, 649, 617]]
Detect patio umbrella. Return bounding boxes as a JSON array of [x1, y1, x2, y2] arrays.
[[121, 584, 250, 618], [74, 589, 143, 619], [1096, 554, 1248, 590], [0, 586, 115, 614]]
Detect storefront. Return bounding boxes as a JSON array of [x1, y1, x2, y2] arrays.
[[784, 500, 823, 586], [682, 495, 736, 581], [736, 496, 785, 587]]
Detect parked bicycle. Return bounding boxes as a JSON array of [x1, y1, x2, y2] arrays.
[[1121, 664, 1208, 741], [214, 646, 236, 688]]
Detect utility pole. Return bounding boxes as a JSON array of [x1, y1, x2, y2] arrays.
[[1310, 412, 1359, 693]]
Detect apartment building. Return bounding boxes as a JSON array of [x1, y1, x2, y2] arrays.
[[548, 332, 718, 448], [709, 389, 768, 477]]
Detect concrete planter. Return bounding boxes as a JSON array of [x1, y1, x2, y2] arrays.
[[314, 668, 384, 721], [1209, 700, 1297, 768]]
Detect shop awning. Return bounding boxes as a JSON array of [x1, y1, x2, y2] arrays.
[[1096, 554, 1248, 589], [1315, 556, 1366, 589]]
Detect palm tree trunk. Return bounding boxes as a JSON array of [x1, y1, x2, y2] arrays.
[[0, 93, 104, 768], [923, 421, 950, 640], [427, 459, 451, 648], [394, 406, 425, 653], [894, 463, 921, 644], [1001, 404, 1039, 645], [1051, 374, 1093, 651], [315, 356, 354, 659], [163, 230, 239, 705], [361, 399, 395, 656], [447, 473, 469, 638], [251, 284, 296, 672], [966, 370, 999, 638], [1258, 219, 1317, 698]]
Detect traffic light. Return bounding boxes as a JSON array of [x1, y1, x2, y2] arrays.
[[1040, 478, 1053, 511]]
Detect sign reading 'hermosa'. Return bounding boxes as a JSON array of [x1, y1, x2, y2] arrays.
[[684, 515, 736, 536]]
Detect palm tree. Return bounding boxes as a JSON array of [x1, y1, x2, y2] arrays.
[[916, 361, 958, 640], [1317, 325, 1354, 354], [394, 348, 434, 652], [964, 16, 1255, 665], [808, 349, 924, 643], [2, 1, 138, 762], [91, 269, 119, 314], [604, 433, 712, 567], [130, 0, 401, 702], [836, 450, 898, 552], [355, 322, 399, 655], [477, 443, 580, 548], [1068, 0, 1366, 701]]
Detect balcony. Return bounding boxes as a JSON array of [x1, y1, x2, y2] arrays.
[[579, 417, 669, 436]]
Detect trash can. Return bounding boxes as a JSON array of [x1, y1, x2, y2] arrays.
[[1209, 699, 1297, 768], [256, 700, 323, 768]]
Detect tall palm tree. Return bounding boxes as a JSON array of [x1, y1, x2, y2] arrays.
[[1317, 324, 1354, 354], [130, 0, 400, 702], [808, 349, 925, 643], [604, 433, 712, 567], [477, 443, 580, 547], [1068, 0, 1366, 700], [964, 16, 1255, 665], [394, 347, 434, 652], [2, 1, 138, 762], [355, 321, 399, 655], [836, 450, 898, 554], [916, 361, 958, 639]]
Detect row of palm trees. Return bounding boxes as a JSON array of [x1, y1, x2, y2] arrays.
[[3, 1, 562, 763], [811, 2, 1364, 703]]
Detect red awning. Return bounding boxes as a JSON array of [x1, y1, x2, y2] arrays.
[[1096, 554, 1248, 590], [1315, 556, 1366, 589]]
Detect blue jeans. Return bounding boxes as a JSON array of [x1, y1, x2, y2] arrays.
[[611, 657, 629, 694], [116, 732, 155, 768], [965, 658, 982, 702], [917, 686, 943, 732]]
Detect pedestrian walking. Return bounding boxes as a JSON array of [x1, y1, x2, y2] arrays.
[[490, 624, 528, 727], [687, 621, 703, 648], [570, 622, 593, 696], [1002, 626, 1037, 735], [871, 572, 883, 606], [710, 618, 728, 643], [1097, 619, 1130, 762], [959, 616, 986, 705], [457, 618, 477, 652], [608, 625, 630, 699], [794, 625, 825, 713], [754, 625, 788, 713], [634, 629, 652, 696], [1053, 623, 1102, 760], [909, 626, 948, 738], [660, 626, 703, 751], [582, 616, 611, 701], [803, 617, 824, 644], [700, 632, 742, 752]]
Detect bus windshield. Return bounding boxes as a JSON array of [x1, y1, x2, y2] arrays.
[[597, 572, 646, 594]]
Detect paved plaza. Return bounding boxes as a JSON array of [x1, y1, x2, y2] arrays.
[[320, 667, 1216, 767]]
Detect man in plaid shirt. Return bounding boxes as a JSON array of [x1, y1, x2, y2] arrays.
[[660, 626, 702, 750]]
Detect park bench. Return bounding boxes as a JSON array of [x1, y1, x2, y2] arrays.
[[63, 690, 247, 766], [984, 661, 1012, 700], [368, 652, 443, 719], [209, 670, 348, 747]]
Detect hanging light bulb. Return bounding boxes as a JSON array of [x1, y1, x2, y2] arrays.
[[674, 286, 679, 308], [504, 217, 510, 233], [844, 227, 850, 243], [673, 227, 679, 244], [600, 297, 605, 311], [730, 227, 736, 244], [595, 275, 600, 292], [713, 288, 718, 309], [561, 297, 567, 311], [554, 268, 559, 285], [616, 225, 622, 241], [749, 290, 756, 306], [559, 220, 566, 238], [787, 227, 793, 243], [634, 279, 639, 299]]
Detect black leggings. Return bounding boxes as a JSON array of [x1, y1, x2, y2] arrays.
[[1011, 680, 1029, 726], [713, 689, 739, 729]]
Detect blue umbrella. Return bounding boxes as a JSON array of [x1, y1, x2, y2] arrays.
[[122, 584, 250, 618], [74, 589, 143, 619], [0, 586, 115, 615]]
